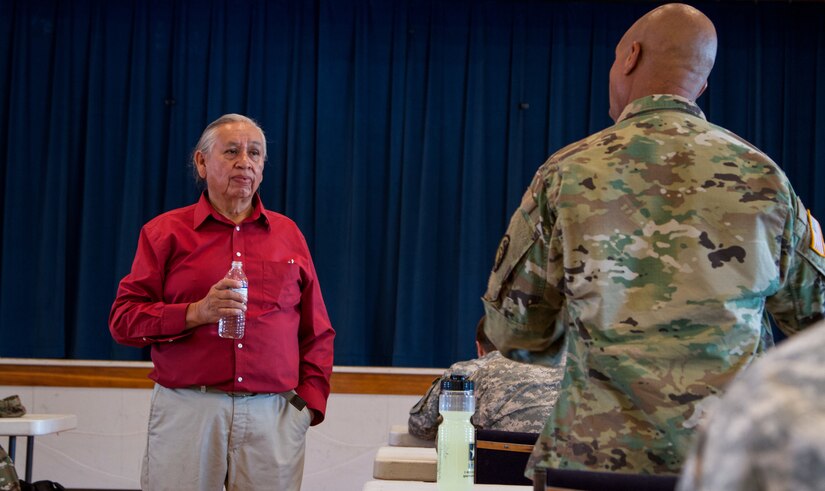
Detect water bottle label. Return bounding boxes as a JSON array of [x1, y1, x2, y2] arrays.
[[231, 287, 248, 302], [467, 443, 475, 475]]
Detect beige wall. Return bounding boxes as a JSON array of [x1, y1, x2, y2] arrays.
[[0, 367, 438, 490]]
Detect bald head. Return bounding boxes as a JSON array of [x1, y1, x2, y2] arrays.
[[608, 3, 717, 121]]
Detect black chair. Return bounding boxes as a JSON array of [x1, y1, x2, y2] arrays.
[[535, 466, 679, 491], [474, 429, 539, 485]]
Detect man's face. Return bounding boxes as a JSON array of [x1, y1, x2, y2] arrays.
[[196, 122, 265, 205]]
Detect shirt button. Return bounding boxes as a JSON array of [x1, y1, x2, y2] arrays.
[[237, 377, 243, 382], [236, 252, 241, 257], [235, 226, 240, 231], [237, 343, 243, 349]]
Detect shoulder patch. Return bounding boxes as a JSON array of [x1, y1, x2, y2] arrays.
[[809, 210, 825, 257], [493, 235, 510, 272]]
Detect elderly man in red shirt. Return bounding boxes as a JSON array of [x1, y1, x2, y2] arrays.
[[110, 113, 335, 491]]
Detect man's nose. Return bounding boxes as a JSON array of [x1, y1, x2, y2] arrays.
[[236, 150, 253, 167]]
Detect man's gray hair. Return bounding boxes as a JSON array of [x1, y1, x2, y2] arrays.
[[191, 113, 267, 186]]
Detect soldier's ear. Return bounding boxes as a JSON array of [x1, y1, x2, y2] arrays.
[[696, 80, 708, 99], [624, 41, 641, 75]]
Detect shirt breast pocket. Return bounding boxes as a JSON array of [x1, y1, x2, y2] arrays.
[[261, 261, 302, 311]]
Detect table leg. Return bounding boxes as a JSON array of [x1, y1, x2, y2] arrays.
[[25, 436, 33, 483], [7, 436, 15, 463]]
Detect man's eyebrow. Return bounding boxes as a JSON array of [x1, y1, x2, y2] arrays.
[[223, 140, 262, 147]]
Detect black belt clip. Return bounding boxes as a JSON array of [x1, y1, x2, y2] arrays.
[[282, 390, 307, 411]]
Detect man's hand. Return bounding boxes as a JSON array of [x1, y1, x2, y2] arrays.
[[185, 278, 247, 329]]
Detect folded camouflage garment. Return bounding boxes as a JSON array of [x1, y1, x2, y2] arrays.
[[0, 396, 25, 418]]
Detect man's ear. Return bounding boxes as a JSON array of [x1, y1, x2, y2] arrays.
[[624, 41, 641, 75], [696, 80, 708, 99], [194, 151, 207, 179]]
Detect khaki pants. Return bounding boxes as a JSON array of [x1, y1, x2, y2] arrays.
[[141, 384, 312, 491]]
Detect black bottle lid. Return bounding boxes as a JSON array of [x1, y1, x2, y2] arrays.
[[440, 374, 474, 392]]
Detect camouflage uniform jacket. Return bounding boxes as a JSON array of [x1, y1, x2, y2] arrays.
[[0, 446, 20, 491], [482, 94, 825, 475], [678, 320, 825, 490], [408, 351, 564, 440]]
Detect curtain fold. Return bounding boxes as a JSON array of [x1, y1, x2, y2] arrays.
[[1, 0, 823, 366]]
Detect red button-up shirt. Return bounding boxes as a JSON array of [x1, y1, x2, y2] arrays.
[[109, 193, 335, 423]]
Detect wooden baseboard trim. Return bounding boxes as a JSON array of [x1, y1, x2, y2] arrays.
[[0, 364, 440, 396]]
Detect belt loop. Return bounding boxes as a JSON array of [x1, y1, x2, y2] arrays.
[[199, 385, 206, 394]]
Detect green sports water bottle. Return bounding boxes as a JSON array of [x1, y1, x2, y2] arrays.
[[437, 374, 475, 491]]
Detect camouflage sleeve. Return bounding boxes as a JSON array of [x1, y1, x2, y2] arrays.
[[482, 168, 566, 366], [409, 360, 487, 440], [408, 376, 441, 440], [0, 446, 20, 491], [767, 195, 825, 334]]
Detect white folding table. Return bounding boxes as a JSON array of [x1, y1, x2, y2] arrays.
[[0, 414, 77, 482]]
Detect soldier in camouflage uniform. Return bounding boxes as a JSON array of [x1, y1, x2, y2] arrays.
[[482, 3, 825, 477], [678, 319, 825, 490], [0, 446, 20, 491], [408, 317, 564, 440]]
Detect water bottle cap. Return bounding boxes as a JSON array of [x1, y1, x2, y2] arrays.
[[231, 261, 243, 268], [440, 374, 474, 392]]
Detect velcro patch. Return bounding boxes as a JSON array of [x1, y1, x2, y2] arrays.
[[809, 210, 825, 257], [493, 235, 510, 272]]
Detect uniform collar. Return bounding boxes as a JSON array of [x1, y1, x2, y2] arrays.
[[482, 350, 504, 361], [193, 192, 270, 230], [616, 94, 706, 123]]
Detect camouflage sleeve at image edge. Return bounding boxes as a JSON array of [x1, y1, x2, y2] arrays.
[[0, 446, 20, 491], [767, 196, 825, 334]]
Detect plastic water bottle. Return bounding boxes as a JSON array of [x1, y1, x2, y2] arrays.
[[218, 261, 248, 339], [437, 374, 475, 491]]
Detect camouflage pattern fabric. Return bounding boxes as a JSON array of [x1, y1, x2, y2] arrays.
[[408, 351, 564, 440], [482, 94, 825, 475], [0, 397, 25, 418], [0, 446, 20, 491], [678, 320, 825, 490]]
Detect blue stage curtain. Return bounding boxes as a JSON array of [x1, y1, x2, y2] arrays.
[[0, 0, 822, 365]]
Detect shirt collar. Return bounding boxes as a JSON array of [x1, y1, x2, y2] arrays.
[[193, 192, 270, 230], [616, 94, 706, 123], [482, 350, 504, 361]]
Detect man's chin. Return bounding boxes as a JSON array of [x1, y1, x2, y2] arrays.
[[229, 184, 256, 196]]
